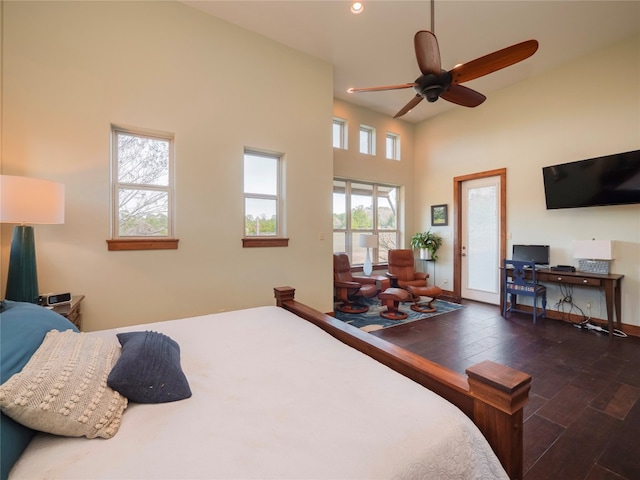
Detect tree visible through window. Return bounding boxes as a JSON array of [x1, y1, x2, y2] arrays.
[[333, 179, 399, 265], [112, 127, 174, 238]]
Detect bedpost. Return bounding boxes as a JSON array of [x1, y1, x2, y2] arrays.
[[274, 286, 295, 307], [466, 360, 531, 480]]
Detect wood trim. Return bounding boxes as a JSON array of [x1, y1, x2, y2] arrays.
[[242, 237, 289, 248], [274, 286, 530, 480], [106, 239, 179, 251]]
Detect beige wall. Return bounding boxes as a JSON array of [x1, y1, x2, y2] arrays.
[[1, 1, 335, 330], [2, 2, 638, 331], [413, 34, 640, 326], [332, 99, 416, 250]]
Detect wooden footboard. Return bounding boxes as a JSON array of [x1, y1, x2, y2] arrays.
[[275, 286, 531, 480]]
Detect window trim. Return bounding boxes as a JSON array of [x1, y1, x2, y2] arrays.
[[359, 124, 376, 155], [242, 237, 289, 248], [386, 132, 401, 160], [109, 126, 176, 250], [106, 238, 179, 251], [332, 117, 348, 150], [242, 148, 286, 246]]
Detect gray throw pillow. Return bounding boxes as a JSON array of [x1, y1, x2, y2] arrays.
[[107, 331, 191, 404]]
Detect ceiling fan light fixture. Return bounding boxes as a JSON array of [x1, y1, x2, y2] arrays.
[[422, 84, 443, 102], [350, 2, 364, 15]]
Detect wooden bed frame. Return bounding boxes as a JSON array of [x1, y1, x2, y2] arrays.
[[274, 286, 531, 480]]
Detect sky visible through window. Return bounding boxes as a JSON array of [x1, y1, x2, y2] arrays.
[[244, 153, 277, 218]]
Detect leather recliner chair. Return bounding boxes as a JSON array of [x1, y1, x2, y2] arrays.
[[387, 249, 442, 313], [333, 253, 379, 313]]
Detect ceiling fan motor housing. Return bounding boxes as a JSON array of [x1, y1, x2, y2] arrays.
[[414, 70, 453, 102]]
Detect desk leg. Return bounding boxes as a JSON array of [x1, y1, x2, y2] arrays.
[[614, 279, 622, 331], [604, 280, 615, 336]]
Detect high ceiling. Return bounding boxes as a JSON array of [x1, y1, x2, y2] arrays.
[[182, 1, 640, 123]]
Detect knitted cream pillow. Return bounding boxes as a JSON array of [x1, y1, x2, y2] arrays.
[[0, 329, 127, 439]]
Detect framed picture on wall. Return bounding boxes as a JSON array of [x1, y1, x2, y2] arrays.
[[431, 204, 448, 226]]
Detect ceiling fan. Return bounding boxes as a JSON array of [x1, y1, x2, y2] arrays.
[[348, 5, 538, 118]]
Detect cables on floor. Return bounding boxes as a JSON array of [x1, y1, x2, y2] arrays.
[[554, 284, 627, 337], [574, 320, 627, 337]]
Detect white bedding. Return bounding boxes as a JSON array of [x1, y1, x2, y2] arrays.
[[10, 306, 507, 479]]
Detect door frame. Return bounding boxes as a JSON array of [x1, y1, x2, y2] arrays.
[[453, 168, 507, 302]]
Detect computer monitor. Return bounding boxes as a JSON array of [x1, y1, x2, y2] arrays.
[[512, 244, 550, 266]]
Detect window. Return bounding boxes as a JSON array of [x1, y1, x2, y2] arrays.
[[243, 150, 286, 246], [386, 132, 401, 160], [332, 117, 347, 149], [109, 126, 176, 250], [333, 179, 399, 266], [359, 125, 376, 155]]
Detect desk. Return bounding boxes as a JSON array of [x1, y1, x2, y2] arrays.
[[502, 269, 623, 336]]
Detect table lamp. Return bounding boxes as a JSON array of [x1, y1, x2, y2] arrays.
[[0, 175, 65, 303], [359, 234, 378, 276], [572, 240, 614, 275]]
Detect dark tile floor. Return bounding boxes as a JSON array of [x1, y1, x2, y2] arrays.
[[370, 300, 640, 480]]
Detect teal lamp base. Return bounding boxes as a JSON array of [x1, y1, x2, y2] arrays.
[[5, 225, 39, 304]]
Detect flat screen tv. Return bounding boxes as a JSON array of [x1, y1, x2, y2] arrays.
[[542, 149, 640, 209], [512, 244, 550, 266]]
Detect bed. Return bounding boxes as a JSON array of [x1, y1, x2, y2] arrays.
[[1, 286, 531, 480]]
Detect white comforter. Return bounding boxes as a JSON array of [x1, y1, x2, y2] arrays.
[[10, 306, 507, 479]]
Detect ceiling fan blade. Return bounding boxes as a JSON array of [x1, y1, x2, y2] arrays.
[[441, 84, 486, 107], [450, 39, 539, 85], [414, 30, 441, 75], [348, 83, 417, 93], [394, 95, 423, 118]]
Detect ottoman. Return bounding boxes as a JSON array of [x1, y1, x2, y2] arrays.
[[406, 285, 443, 313], [378, 288, 410, 320]]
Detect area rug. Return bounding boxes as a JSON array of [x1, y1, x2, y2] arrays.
[[334, 297, 464, 332]]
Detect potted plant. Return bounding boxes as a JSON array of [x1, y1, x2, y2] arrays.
[[410, 230, 443, 261]]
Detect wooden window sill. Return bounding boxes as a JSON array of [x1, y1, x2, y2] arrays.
[[242, 237, 289, 248], [107, 239, 179, 251]]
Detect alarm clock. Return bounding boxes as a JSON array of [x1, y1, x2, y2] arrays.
[[39, 292, 72, 306]]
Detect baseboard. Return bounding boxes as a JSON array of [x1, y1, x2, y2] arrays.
[[437, 290, 459, 303]]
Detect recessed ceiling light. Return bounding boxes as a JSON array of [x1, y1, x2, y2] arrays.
[[351, 2, 364, 15]]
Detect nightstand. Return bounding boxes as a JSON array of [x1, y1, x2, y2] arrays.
[[52, 295, 85, 331]]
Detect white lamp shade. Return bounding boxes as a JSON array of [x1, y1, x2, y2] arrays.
[[572, 240, 614, 260], [359, 234, 378, 248], [0, 175, 65, 224]]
